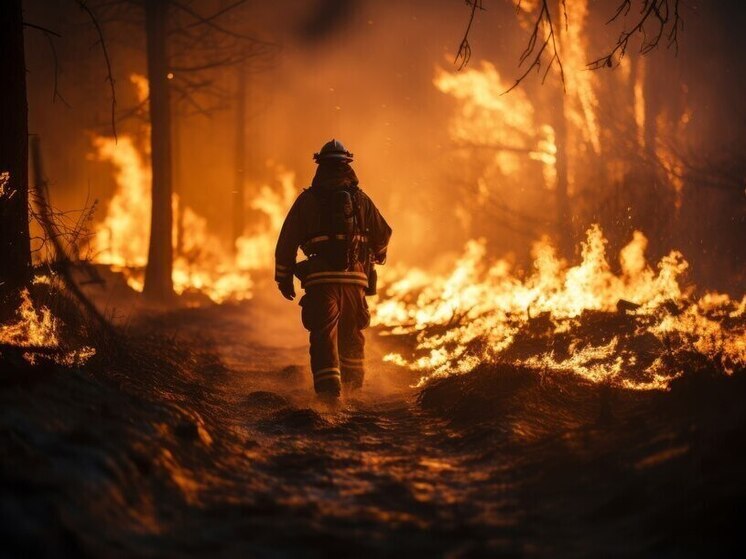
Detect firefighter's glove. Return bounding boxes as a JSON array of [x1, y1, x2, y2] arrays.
[[278, 279, 295, 301]]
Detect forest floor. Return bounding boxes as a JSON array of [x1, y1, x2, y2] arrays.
[[1, 276, 746, 557]]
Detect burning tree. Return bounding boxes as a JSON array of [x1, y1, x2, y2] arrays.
[[449, 0, 685, 257], [86, 0, 273, 301]]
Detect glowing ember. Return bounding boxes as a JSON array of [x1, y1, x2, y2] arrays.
[[0, 171, 9, 198], [372, 226, 745, 390], [0, 289, 95, 366]]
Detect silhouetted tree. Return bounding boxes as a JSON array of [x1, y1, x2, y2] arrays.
[[454, 0, 684, 256], [94, 0, 273, 301], [0, 0, 32, 315], [457, 0, 682, 82], [143, 0, 174, 300]]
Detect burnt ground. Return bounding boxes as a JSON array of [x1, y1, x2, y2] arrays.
[[1, 283, 746, 558]]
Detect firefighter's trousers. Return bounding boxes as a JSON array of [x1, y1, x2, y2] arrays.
[[300, 283, 369, 395]]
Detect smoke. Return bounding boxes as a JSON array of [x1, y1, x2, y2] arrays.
[[296, 0, 361, 44], [21, 0, 746, 289]]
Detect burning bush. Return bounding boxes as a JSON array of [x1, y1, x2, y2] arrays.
[[372, 225, 745, 390], [0, 285, 95, 367]]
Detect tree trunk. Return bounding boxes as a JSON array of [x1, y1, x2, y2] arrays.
[[143, 0, 174, 301], [551, 0, 573, 259], [232, 64, 247, 250], [552, 99, 573, 258], [0, 0, 32, 315]]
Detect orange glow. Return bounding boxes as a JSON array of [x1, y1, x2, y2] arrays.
[[0, 171, 9, 198], [235, 169, 298, 271], [560, 0, 601, 155], [90, 129, 297, 302], [0, 288, 95, 366], [89, 75, 298, 303], [655, 110, 689, 209], [634, 58, 646, 148], [372, 225, 745, 390], [434, 61, 557, 189]]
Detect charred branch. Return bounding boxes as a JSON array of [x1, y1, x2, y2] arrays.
[[44, 33, 71, 108], [24, 20, 71, 107], [169, 0, 274, 46], [455, 0, 565, 91], [455, 0, 484, 70], [505, 0, 565, 93], [77, 0, 118, 140], [22, 21, 61, 37], [587, 0, 682, 69], [458, 0, 682, 88]]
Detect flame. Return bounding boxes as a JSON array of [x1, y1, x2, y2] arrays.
[[634, 58, 646, 148], [91, 136, 150, 268], [234, 170, 298, 271], [372, 225, 745, 390], [0, 289, 95, 366], [0, 171, 9, 198], [89, 73, 297, 302], [434, 61, 557, 189], [90, 136, 294, 303], [559, 0, 601, 155], [654, 109, 689, 209]]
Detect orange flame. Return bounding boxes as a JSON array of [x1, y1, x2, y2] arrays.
[[434, 61, 557, 188], [89, 74, 297, 302], [90, 133, 295, 303], [372, 226, 745, 390], [0, 288, 95, 366]]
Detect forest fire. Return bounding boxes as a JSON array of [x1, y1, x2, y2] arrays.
[[3, 0, 746, 555], [84, 60, 745, 392], [90, 130, 296, 303], [0, 288, 95, 366], [434, 61, 558, 188], [373, 225, 745, 390], [87, 73, 297, 303]]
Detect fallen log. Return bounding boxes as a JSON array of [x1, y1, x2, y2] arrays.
[[617, 299, 642, 314]]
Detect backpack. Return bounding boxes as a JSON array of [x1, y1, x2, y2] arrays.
[[309, 186, 367, 271]]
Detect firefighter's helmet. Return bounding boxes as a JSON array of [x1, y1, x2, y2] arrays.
[[313, 139, 354, 163]]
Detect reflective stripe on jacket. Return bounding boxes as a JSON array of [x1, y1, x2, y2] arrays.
[[275, 186, 392, 288]]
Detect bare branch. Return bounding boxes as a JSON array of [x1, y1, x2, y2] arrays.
[[504, 0, 565, 94], [169, 0, 275, 47], [23, 21, 62, 37], [587, 0, 682, 70], [76, 0, 118, 141], [455, 0, 484, 70], [170, 55, 249, 73], [183, 0, 248, 29], [44, 33, 72, 108], [455, 1, 565, 91]]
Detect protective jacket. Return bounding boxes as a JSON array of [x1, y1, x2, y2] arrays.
[[274, 163, 391, 290]]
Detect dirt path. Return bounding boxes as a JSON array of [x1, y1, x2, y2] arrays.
[[127, 288, 512, 556], [4, 282, 744, 557], [117, 287, 746, 557]]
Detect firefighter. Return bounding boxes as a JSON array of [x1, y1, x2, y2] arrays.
[[275, 139, 392, 399]]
